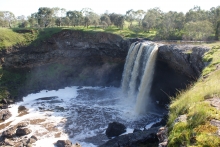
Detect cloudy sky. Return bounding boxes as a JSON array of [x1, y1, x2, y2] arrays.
[[0, 0, 219, 17]]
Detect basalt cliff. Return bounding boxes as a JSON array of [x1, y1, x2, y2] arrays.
[[0, 30, 209, 104]]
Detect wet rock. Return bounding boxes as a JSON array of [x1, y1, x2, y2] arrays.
[[16, 128, 32, 136], [4, 138, 14, 146], [21, 139, 28, 146], [27, 135, 38, 144], [72, 142, 82, 147], [16, 121, 29, 128], [0, 109, 12, 121], [14, 141, 23, 147], [18, 105, 27, 113], [133, 129, 142, 133], [106, 122, 126, 138], [157, 127, 168, 147], [36, 96, 58, 101], [100, 127, 159, 147], [56, 140, 72, 147], [2, 127, 16, 138], [30, 135, 38, 141]]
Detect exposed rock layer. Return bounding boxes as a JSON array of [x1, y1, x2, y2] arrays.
[[0, 30, 209, 103]]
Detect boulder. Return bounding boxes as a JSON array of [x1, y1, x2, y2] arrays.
[[56, 140, 72, 147], [4, 138, 14, 146], [2, 127, 16, 138], [18, 105, 27, 113], [16, 128, 32, 136], [0, 109, 12, 121], [16, 121, 29, 128], [105, 122, 126, 138], [100, 127, 159, 147]]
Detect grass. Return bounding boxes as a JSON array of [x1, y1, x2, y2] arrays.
[[167, 43, 220, 147], [0, 28, 26, 50]]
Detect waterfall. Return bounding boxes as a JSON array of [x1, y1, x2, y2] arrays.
[[121, 42, 158, 114]]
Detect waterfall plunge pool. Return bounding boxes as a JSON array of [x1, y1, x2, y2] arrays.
[[1, 86, 162, 146]]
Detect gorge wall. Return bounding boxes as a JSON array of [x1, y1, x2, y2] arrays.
[[0, 30, 209, 103]]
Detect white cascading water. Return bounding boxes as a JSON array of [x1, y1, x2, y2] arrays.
[[121, 42, 140, 94], [121, 42, 158, 114]]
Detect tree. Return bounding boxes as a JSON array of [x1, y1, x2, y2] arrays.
[[28, 13, 38, 27], [66, 10, 83, 27], [0, 11, 7, 27], [0, 11, 16, 28], [125, 9, 135, 27], [183, 20, 213, 41], [84, 16, 90, 28], [86, 12, 100, 27], [52, 7, 66, 26], [100, 15, 111, 26], [142, 8, 163, 32], [156, 11, 185, 39], [185, 6, 209, 23], [37, 7, 54, 27], [209, 6, 220, 40], [135, 10, 145, 27], [109, 13, 124, 29]]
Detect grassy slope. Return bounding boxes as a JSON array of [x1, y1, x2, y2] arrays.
[[167, 43, 220, 147]]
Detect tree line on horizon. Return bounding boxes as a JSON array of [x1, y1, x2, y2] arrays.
[[0, 6, 220, 41]]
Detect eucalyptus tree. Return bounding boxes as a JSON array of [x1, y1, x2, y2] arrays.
[[86, 12, 100, 27], [0, 11, 7, 27], [156, 11, 185, 39], [28, 13, 38, 27], [37, 7, 54, 27], [66, 10, 83, 27], [53, 7, 66, 26], [142, 7, 163, 32], [183, 20, 213, 41], [185, 6, 209, 23], [125, 9, 136, 27], [100, 15, 111, 26], [0, 11, 16, 28], [209, 6, 220, 40], [135, 10, 145, 27], [109, 13, 124, 29]]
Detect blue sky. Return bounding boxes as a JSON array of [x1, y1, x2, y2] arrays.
[[0, 0, 219, 17]]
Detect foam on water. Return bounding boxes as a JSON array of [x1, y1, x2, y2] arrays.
[[0, 86, 161, 146]]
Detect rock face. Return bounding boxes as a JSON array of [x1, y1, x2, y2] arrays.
[[150, 44, 209, 106], [100, 127, 159, 147], [106, 122, 126, 138], [0, 30, 208, 104]]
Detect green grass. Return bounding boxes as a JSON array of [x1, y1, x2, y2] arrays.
[[0, 25, 155, 50], [167, 43, 220, 147], [0, 28, 26, 50]]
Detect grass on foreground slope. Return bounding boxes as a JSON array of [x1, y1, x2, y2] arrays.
[[167, 43, 220, 147]]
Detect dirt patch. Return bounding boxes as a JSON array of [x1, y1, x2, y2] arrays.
[[18, 110, 29, 117], [43, 123, 59, 132], [29, 119, 46, 125], [0, 121, 12, 130], [54, 132, 61, 138]]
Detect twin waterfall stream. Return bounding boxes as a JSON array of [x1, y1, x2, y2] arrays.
[[121, 42, 158, 114]]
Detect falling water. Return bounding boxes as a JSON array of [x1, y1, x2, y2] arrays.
[[121, 42, 140, 94], [121, 42, 158, 114], [135, 44, 158, 114]]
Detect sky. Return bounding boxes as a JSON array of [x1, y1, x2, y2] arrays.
[[0, 0, 219, 17]]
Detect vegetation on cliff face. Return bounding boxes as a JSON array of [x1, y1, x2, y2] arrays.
[[167, 43, 220, 147]]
